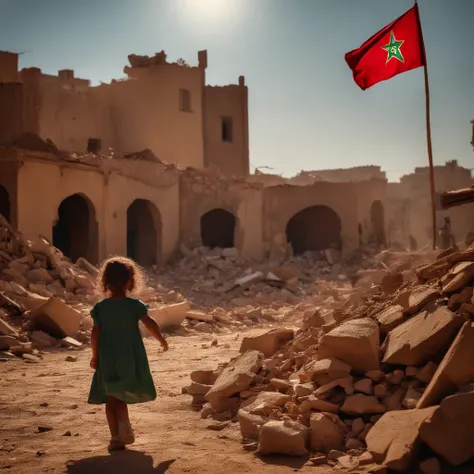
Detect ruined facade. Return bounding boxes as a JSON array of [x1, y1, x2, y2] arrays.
[[387, 160, 474, 248], [0, 50, 249, 177], [0, 146, 387, 266], [9, 48, 471, 264]]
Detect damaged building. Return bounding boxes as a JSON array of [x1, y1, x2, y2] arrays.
[[3, 48, 472, 264], [387, 160, 474, 249], [0, 49, 389, 265]]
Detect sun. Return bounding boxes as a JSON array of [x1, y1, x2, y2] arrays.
[[188, 0, 226, 14], [178, 0, 242, 26]]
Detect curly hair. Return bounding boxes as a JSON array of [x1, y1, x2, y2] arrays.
[[96, 256, 145, 296]]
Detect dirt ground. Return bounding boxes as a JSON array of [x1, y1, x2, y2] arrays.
[[0, 330, 350, 474]]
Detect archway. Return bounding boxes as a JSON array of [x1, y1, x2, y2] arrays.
[[200, 208, 236, 248], [370, 200, 386, 245], [52, 193, 98, 263], [127, 199, 161, 266], [0, 185, 10, 222], [286, 205, 342, 254]]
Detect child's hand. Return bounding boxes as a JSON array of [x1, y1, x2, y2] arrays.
[[90, 357, 98, 369], [161, 340, 169, 352]]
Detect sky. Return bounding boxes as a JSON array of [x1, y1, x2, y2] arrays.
[[0, 0, 472, 182]]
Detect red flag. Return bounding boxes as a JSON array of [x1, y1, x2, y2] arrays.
[[345, 5, 425, 90]]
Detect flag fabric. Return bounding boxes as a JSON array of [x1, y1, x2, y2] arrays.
[[345, 4, 425, 91]]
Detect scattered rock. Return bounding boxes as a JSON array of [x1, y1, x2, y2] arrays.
[[205, 351, 263, 401], [309, 412, 346, 453], [309, 454, 327, 465], [418, 321, 474, 408], [383, 305, 464, 366], [366, 407, 437, 471], [341, 394, 386, 415], [239, 328, 294, 357], [318, 318, 380, 373], [420, 391, 474, 466], [38, 425, 53, 433], [258, 420, 309, 456]]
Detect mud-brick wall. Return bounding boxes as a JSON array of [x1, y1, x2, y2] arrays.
[[0, 51, 19, 83], [110, 64, 205, 169], [0, 83, 23, 145], [262, 182, 360, 257], [39, 86, 104, 152], [203, 82, 249, 178], [353, 179, 387, 246], [179, 169, 263, 259], [0, 153, 21, 228]]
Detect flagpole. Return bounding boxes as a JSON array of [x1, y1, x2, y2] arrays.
[[416, 0, 437, 250]]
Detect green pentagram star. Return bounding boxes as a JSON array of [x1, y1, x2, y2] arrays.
[[382, 31, 405, 64]]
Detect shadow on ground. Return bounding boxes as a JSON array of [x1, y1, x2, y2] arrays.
[[66, 450, 175, 474]]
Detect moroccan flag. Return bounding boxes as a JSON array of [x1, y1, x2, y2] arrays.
[[345, 4, 425, 90]]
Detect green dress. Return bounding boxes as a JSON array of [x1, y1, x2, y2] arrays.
[[88, 297, 157, 405]]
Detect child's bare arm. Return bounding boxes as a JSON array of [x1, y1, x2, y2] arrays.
[[141, 313, 168, 351], [90, 325, 100, 369]]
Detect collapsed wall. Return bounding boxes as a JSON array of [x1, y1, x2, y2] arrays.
[[184, 246, 474, 471]]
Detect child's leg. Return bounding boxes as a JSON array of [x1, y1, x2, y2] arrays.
[[114, 399, 135, 445], [105, 396, 119, 437], [114, 399, 131, 425]]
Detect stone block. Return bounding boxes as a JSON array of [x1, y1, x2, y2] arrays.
[[259, 420, 309, 456], [341, 394, 386, 415], [30, 297, 81, 338], [318, 318, 380, 373], [366, 407, 437, 472], [205, 350, 263, 401], [375, 305, 405, 334], [309, 412, 347, 453], [418, 321, 474, 408], [240, 328, 294, 358], [383, 305, 463, 366], [420, 391, 474, 466]]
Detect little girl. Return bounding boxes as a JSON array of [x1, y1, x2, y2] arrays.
[[88, 256, 168, 452]]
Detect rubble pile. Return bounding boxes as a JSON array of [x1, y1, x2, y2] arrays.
[[0, 216, 189, 360], [153, 243, 439, 337], [158, 244, 372, 310], [0, 215, 102, 359], [184, 245, 474, 472]]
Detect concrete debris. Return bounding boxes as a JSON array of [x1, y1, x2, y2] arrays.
[[185, 245, 474, 470]]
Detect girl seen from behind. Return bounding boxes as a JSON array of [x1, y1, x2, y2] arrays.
[[88, 256, 168, 452]]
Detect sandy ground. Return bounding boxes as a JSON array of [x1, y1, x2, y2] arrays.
[[0, 330, 351, 474]]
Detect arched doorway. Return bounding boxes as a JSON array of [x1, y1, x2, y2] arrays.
[[286, 205, 342, 254], [52, 193, 98, 263], [127, 199, 161, 266], [200, 208, 236, 248], [0, 185, 10, 222], [370, 200, 386, 245]]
